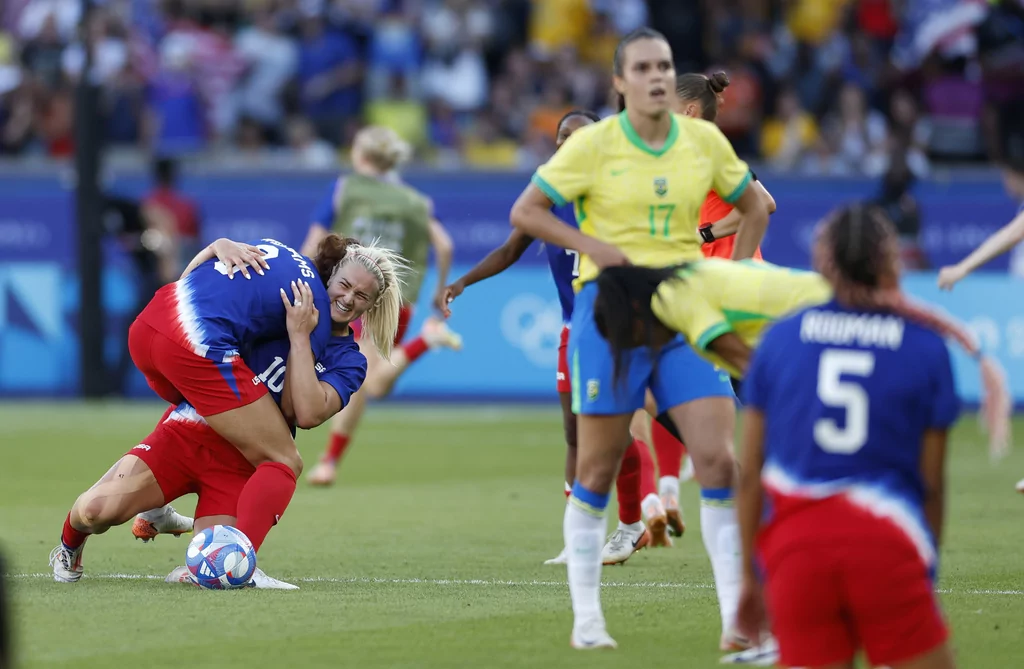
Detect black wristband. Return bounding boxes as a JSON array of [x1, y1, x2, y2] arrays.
[[699, 226, 716, 244]]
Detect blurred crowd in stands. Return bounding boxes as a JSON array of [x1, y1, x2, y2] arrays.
[[0, 0, 1021, 174]]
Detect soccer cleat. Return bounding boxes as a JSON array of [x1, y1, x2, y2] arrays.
[[1016, 477, 1024, 494], [720, 636, 779, 665], [422, 318, 463, 351], [570, 619, 617, 650], [543, 547, 568, 565], [601, 525, 650, 566], [248, 567, 300, 590], [49, 543, 85, 583], [307, 460, 337, 486], [132, 504, 193, 542], [165, 565, 199, 586], [662, 493, 686, 538], [720, 629, 753, 652]]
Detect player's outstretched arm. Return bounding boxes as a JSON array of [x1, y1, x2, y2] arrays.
[[440, 229, 534, 315], [919, 428, 949, 548], [938, 208, 1024, 290], [511, 185, 628, 268], [428, 217, 454, 312]]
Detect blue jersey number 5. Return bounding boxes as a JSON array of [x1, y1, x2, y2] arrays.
[[814, 349, 875, 454]]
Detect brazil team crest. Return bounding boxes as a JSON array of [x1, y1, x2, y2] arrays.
[[654, 177, 668, 197]]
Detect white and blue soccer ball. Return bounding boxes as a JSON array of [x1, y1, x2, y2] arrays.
[[185, 525, 257, 590]]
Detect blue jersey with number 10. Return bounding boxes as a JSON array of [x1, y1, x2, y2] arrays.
[[544, 203, 580, 323], [176, 238, 332, 361], [744, 299, 961, 567]]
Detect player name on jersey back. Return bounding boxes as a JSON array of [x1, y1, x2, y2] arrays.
[[799, 310, 905, 351]]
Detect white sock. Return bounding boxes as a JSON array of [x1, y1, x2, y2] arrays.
[[564, 501, 606, 626], [700, 495, 742, 635], [659, 476, 680, 499], [617, 520, 644, 534]]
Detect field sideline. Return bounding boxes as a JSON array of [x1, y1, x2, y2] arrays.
[[1, 402, 1023, 668]]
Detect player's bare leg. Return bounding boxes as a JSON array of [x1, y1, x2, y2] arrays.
[[52, 456, 166, 583], [567, 412, 634, 649], [545, 391, 577, 565], [307, 384, 369, 486], [165, 514, 298, 590], [663, 397, 751, 652]]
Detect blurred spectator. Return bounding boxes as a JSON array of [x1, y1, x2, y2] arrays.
[[61, 10, 128, 86], [888, 88, 931, 178], [824, 82, 888, 176], [234, 6, 298, 139], [295, 0, 362, 144], [872, 153, 927, 268], [20, 13, 64, 90], [365, 72, 428, 154], [760, 87, 818, 170], [420, 1, 489, 114], [526, 78, 570, 152], [16, 0, 79, 43], [142, 156, 202, 275], [144, 34, 205, 156], [462, 109, 523, 168], [285, 115, 337, 168], [528, 0, 592, 59]]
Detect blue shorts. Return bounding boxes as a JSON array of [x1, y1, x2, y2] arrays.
[[568, 282, 734, 415]]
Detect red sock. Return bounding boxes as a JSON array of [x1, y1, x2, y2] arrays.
[[235, 462, 297, 552], [401, 336, 429, 364], [637, 436, 657, 500], [325, 434, 351, 463], [616, 440, 643, 524], [652, 420, 685, 479], [61, 512, 88, 549]]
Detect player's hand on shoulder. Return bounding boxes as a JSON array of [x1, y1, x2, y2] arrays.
[[585, 239, 631, 269], [211, 238, 271, 280], [937, 265, 965, 291], [281, 280, 320, 337]]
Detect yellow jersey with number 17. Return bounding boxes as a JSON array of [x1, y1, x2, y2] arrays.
[[651, 258, 833, 378], [531, 111, 752, 290]]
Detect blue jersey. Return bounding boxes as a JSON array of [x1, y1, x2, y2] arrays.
[[544, 203, 580, 323], [157, 238, 332, 361], [744, 300, 961, 567], [168, 332, 367, 435]]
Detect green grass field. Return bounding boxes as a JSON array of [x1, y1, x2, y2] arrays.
[[1, 402, 1023, 668]]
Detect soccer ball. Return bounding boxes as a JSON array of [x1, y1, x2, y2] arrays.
[[185, 525, 257, 590]]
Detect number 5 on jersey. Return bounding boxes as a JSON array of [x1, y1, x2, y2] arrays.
[[814, 349, 875, 454]]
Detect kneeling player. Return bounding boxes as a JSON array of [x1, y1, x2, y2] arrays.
[[50, 239, 404, 586]]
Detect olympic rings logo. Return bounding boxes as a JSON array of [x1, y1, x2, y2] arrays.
[[499, 294, 564, 367]]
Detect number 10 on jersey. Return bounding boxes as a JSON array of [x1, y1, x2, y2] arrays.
[[648, 204, 675, 238]]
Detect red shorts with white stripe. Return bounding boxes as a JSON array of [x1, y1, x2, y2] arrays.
[[128, 318, 267, 417], [758, 497, 948, 668], [556, 324, 571, 394], [129, 414, 255, 519], [350, 304, 414, 346]]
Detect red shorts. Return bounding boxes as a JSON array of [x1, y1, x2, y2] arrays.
[[556, 324, 571, 394], [351, 304, 413, 346], [128, 319, 268, 416], [759, 498, 948, 667], [129, 418, 256, 519]]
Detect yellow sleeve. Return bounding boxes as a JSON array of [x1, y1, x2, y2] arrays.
[[651, 280, 733, 351], [531, 124, 599, 207], [703, 122, 752, 205]]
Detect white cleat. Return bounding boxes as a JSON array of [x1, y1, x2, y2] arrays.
[[132, 504, 194, 542], [49, 543, 85, 583], [248, 567, 300, 590], [543, 547, 568, 565], [601, 524, 650, 566], [720, 636, 779, 665], [570, 619, 617, 650], [422, 317, 463, 351], [166, 565, 199, 586]]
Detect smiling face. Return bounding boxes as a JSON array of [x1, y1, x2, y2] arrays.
[[614, 38, 675, 117], [326, 261, 380, 326]]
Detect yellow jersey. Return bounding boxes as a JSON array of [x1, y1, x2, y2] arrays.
[[651, 259, 832, 378], [532, 111, 752, 289]]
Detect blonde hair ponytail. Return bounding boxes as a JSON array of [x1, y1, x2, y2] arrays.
[[340, 240, 409, 361], [353, 126, 412, 174]]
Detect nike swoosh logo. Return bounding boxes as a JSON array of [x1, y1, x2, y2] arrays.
[[631, 534, 645, 548]]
